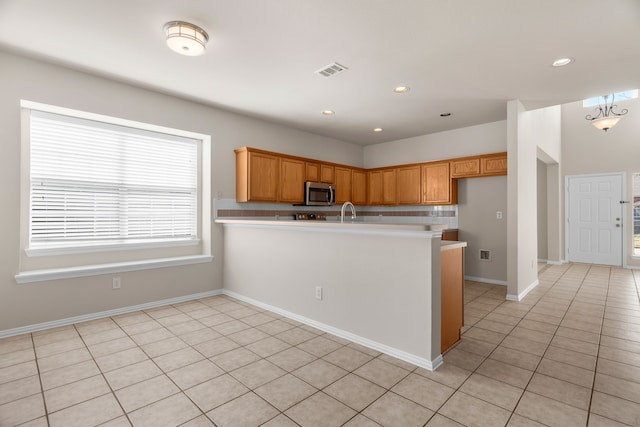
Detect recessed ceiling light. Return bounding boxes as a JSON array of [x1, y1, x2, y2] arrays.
[[373, 128, 384, 132], [322, 110, 335, 116], [551, 58, 573, 67], [440, 113, 452, 117], [394, 86, 410, 93]]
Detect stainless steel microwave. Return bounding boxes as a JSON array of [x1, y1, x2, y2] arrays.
[[304, 181, 335, 206]]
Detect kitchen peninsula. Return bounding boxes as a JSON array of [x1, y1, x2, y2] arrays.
[[217, 219, 466, 370]]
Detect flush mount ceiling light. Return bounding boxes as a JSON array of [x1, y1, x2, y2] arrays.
[[552, 57, 573, 67], [585, 93, 628, 131], [393, 86, 410, 93], [321, 110, 335, 116], [373, 128, 384, 132], [163, 21, 209, 56]]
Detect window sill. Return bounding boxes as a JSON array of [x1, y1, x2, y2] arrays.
[[15, 255, 213, 284], [25, 239, 200, 257]]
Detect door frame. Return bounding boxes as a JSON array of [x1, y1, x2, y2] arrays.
[[564, 172, 627, 267]]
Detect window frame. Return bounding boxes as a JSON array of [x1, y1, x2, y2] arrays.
[[19, 100, 212, 269]]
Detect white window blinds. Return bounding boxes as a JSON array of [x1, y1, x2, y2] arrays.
[[29, 110, 198, 249]]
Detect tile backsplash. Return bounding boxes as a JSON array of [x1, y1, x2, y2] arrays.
[[214, 199, 458, 228]]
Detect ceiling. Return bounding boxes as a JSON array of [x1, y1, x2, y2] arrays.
[[1, 0, 639, 146]]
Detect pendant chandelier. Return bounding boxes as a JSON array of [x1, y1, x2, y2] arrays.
[[585, 93, 628, 131]]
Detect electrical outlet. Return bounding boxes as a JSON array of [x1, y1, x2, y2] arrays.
[[496, 211, 503, 219], [315, 286, 323, 300], [112, 277, 121, 290]]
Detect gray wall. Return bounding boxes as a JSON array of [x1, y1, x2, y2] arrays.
[[0, 51, 362, 331], [537, 159, 548, 261], [457, 176, 508, 283]]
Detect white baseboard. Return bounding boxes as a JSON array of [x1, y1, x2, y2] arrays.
[[464, 276, 507, 286], [1, 286, 445, 372], [0, 289, 223, 339], [224, 289, 443, 371], [506, 279, 539, 301], [545, 260, 567, 265]]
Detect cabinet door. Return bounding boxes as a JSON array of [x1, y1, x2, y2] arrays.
[[481, 153, 507, 176], [279, 157, 305, 203], [248, 152, 279, 202], [442, 230, 459, 241], [305, 162, 320, 182], [321, 164, 335, 183], [422, 162, 456, 205], [396, 165, 421, 204], [368, 171, 383, 205], [450, 157, 481, 178], [335, 167, 352, 203], [382, 169, 397, 205], [441, 247, 464, 352], [352, 169, 367, 205]]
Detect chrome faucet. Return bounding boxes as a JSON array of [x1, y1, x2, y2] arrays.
[[341, 201, 356, 223]]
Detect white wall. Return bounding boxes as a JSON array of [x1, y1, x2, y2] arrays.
[[363, 121, 507, 168], [507, 102, 561, 299], [221, 223, 442, 367], [562, 96, 640, 267], [0, 51, 362, 331]]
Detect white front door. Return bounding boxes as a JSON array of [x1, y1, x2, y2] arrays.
[[567, 174, 623, 266]]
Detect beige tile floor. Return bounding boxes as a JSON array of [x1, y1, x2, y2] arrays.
[[1, 263, 640, 426]]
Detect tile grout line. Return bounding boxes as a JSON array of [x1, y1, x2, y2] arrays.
[[509, 264, 605, 426], [456, 264, 596, 426], [30, 332, 51, 427]]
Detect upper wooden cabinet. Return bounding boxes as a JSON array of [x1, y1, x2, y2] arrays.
[[235, 147, 502, 206], [306, 162, 337, 184], [235, 148, 279, 202], [382, 169, 396, 205], [280, 157, 305, 203], [422, 162, 457, 205], [368, 170, 383, 205], [450, 153, 507, 178], [320, 164, 335, 183], [450, 157, 481, 178], [396, 165, 421, 205], [352, 169, 367, 205], [481, 153, 507, 176], [335, 167, 352, 204], [368, 169, 396, 205], [305, 162, 320, 182]]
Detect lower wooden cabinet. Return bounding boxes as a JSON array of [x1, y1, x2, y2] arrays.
[[441, 244, 464, 353], [442, 230, 458, 241]]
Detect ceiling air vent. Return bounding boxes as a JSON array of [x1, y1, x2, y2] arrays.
[[315, 62, 348, 78]]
